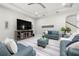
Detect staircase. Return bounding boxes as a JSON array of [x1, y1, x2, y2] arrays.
[[66, 21, 79, 29]]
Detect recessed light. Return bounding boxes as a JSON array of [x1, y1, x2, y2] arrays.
[[62, 3, 66, 6], [34, 12, 38, 15]]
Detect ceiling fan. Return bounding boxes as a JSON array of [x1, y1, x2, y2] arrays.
[[27, 3, 46, 8], [56, 3, 74, 13]]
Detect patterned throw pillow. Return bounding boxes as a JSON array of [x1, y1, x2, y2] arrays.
[[2, 38, 18, 54]]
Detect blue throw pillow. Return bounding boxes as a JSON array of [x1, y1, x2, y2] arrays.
[[0, 42, 11, 56], [48, 31, 52, 34]]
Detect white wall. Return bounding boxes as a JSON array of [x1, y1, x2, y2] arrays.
[[0, 6, 35, 41], [36, 12, 79, 35], [35, 14, 67, 35], [66, 14, 78, 33]]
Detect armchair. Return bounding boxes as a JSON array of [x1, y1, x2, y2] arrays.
[[60, 34, 79, 56], [0, 42, 36, 56]]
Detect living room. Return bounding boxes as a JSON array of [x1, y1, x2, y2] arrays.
[[0, 2, 79, 56]]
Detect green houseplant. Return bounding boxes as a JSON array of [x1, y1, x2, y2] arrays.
[[61, 26, 71, 37], [61, 27, 66, 35], [66, 27, 71, 33]]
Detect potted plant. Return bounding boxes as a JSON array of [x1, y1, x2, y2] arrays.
[[66, 26, 71, 35], [61, 26, 71, 37], [61, 27, 66, 37], [66, 27, 71, 33]]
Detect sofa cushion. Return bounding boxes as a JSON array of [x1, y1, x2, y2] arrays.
[[14, 43, 33, 56], [67, 47, 79, 56], [0, 42, 11, 56], [40, 37, 47, 40], [52, 31, 59, 35]]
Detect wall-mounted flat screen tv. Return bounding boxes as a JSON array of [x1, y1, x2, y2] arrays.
[[17, 19, 32, 30]]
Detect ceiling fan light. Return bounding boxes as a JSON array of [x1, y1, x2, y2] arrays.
[[62, 3, 67, 6]]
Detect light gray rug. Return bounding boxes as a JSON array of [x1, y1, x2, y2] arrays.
[[18, 36, 60, 56]]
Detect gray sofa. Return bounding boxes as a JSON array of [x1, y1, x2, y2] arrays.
[[60, 34, 79, 56], [0, 42, 36, 56], [45, 31, 59, 40]]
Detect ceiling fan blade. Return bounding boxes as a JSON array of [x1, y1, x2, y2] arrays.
[[28, 3, 46, 8], [39, 3, 46, 8]]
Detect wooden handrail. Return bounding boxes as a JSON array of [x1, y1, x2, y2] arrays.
[[66, 21, 79, 29]]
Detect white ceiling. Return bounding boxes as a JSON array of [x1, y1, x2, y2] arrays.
[[0, 3, 79, 19]]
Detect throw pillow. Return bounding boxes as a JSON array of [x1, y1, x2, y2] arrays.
[[67, 47, 79, 56], [41, 37, 47, 40], [2, 38, 18, 54], [45, 31, 48, 34]]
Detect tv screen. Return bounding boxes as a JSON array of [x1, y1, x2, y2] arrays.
[[17, 19, 32, 30]]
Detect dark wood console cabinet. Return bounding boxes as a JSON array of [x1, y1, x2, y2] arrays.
[[15, 30, 33, 40]]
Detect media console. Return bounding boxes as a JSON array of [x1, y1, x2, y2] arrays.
[[15, 30, 34, 40]]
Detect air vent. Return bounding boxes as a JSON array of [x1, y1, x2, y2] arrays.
[[42, 25, 54, 28]]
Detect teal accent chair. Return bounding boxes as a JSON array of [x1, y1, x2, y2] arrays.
[[60, 34, 79, 56]]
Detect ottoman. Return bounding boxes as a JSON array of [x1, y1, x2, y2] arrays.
[[37, 37, 49, 48]]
